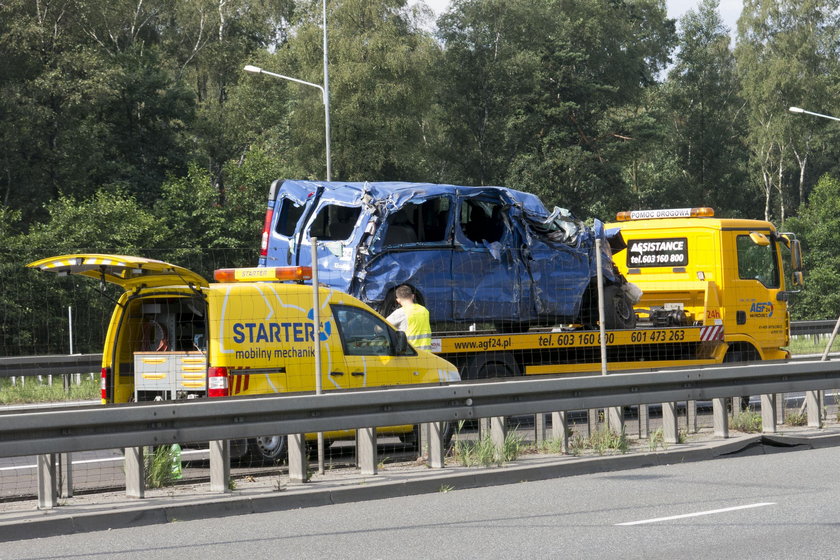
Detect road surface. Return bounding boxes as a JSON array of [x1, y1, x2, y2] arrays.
[[4, 444, 838, 558]]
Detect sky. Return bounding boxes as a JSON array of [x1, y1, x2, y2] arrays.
[[422, 0, 743, 36]]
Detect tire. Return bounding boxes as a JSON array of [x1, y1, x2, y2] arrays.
[[602, 284, 637, 330], [461, 353, 521, 380], [724, 344, 758, 410], [245, 435, 287, 464]]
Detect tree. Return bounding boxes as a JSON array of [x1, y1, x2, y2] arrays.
[[161, 0, 296, 192], [736, 0, 840, 221], [0, 1, 197, 215], [656, 0, 749, 215], [436, 0, 676, 217], [785, 174, 840, 319]]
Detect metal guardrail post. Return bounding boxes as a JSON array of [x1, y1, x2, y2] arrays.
[[419, 423, 430, 461], [807, 390, 822, 427], [686, 401, 698, 433], [775, 393, 785, 425], [428, 422, 445, 469], [59, 453, 73, 498], [662, 402, 678, 444], [125, 447, 144, 499], [209, 440, 230, 492], [638, 404, 649, 439], [535, 413, 546, 444], [713, 398, 728, 438], [37, 454, 58, 509], [587, 409, 598, 436], [357, 428, 377, 476], [479, 417, 490, 439], [490, 416, 506, 452], [288, 434, 307, 483], [607, 407, 623, 433], [551, 411, 568, 453], [760, 394, 777, 433]]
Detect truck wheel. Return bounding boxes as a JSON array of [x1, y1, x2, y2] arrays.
[[462, 353, 521, 380], [602, 284, 637, 330], [246, 435, 287, 464], [724, 344, 758, 410]]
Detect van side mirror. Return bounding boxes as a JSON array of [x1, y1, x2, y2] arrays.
[[394, 330, 409, 355]]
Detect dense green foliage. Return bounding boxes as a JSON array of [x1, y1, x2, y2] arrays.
[[2, 0, 840, 354]]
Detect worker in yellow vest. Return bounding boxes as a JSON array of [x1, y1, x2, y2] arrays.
[[386, 284, 432, 350]]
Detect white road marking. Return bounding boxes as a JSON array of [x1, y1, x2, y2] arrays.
[[616, 502, 775, 526]]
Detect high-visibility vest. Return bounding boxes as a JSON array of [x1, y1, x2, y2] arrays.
[[404, 303, 432, 350]]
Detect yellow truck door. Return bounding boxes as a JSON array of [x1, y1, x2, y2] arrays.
[[723, 230, 789, 359]]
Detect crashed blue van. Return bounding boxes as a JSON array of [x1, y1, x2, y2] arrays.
[[258, 181, 633, 330]]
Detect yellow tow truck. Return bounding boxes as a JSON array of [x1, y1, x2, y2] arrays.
[[431, 208, 803, 379]]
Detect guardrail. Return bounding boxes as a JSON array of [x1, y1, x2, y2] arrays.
[[3, 359, 840, 508], [0, 318, 837, 379], [0, 354, 101, 379], [791, 320, 838, 336]]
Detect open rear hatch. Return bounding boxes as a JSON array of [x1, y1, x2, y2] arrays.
[[28, 254, 210, 402], [27, 254, 208, 290]]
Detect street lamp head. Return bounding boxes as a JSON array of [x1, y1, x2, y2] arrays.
[[789, 106, 805, 114], [243, 65, 262, 74]]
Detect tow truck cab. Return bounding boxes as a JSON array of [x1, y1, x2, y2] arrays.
[[608, 208, 803, 362]]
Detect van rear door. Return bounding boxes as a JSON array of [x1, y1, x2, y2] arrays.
[[261, 180, 323, 267]]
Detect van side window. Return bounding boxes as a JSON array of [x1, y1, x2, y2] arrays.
[[310, 204, 361, 241], [384, 197, 450, 247], [333, 304, 404, 356], [736, 235, 780, 288], [461, 200, 505, 244], [274, 198, 306, 238]]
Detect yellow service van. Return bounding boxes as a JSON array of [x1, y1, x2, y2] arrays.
[[28, 254, 460, 461]]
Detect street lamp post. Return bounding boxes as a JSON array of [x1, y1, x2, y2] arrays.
[[244, 2, 331, 181], [789, 105, 840, 368], [244, 64, 332, 181], [788, 106, 840, 123]]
